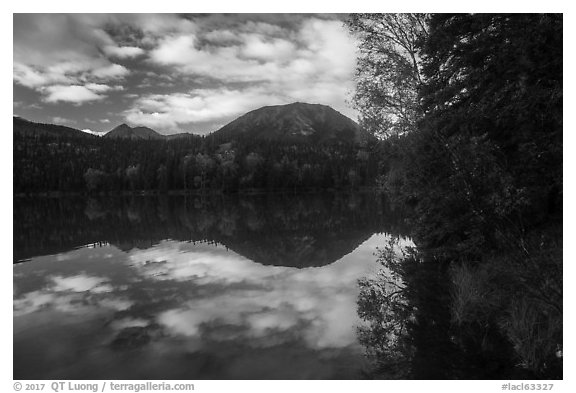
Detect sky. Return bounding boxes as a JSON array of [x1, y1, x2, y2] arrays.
[[13, 14, 359, 136]]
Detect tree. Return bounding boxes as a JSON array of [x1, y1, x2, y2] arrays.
[[157, 164, 168, 191], [195, 153, 215, 191], [83, 168, 107, 192], [349, 13, 563, 379], [125, 165, 140, 191], [181, 154, 194, 191], [409, 14, 563, 257], [346, 13, 430, 138]]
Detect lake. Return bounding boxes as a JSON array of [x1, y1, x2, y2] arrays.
[[13, 193, 409, 379]]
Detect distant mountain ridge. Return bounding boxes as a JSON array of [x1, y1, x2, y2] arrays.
[[13, 116, 96, 139], [104, 124, 198, 140], [14, 102, 368, 144], [13, 117, 197, 140], [212, 102, 372, 145]]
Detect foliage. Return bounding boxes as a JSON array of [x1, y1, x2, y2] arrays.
[[346, 13, 429, 138], [357, 237, 416, 378], [14, 131, 382, 194], [381, 13, 564, 261], [449, 262, 501, 326], [352, 13, 562, 379]]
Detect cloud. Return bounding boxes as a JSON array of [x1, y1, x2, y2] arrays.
[[14, 100, 42, 110], [52, 116, 76, 124], [91, 64, 130, 80], [14, 14, 110, 67], [149, 34, 283, 83], [43, 85, 105, 104], [240, 35, 297, 61], [84, 83, 124, 93], [38, 82, 124, 105], [103, 45, 145, 59], [147, 17, 356, 82], [115, 13, 197, 36], [13, 63, 73, 89], [14, 14, 131, 105]]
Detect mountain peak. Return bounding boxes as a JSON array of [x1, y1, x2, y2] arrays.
[[213, 102, 372, 145], [105, 123, 164, 140]]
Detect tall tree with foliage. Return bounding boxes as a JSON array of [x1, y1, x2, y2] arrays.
[[409, 13, 563, 257], [346, 13, 430, 138]]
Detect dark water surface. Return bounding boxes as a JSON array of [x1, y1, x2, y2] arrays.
[[13, 193, 408, 379]]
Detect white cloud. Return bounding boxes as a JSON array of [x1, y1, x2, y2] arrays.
[[240, 35, 296, 61], [148, 17, 356, 83], [43, 85, 105, 104], [14, 14, 132, 106], [84, 83, 124, 93], [91, 64, 130, 80], [149, 34, 284, 83], [103, 45, 145, 59], [118, 13, 197, 36], [203, 29, 240, 44], [52, 116, 76, 124], [13, 63, 73, 89]]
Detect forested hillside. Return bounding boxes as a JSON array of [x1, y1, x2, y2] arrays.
[[14, 106, 382, 194]]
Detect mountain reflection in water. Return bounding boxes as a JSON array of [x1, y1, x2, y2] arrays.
[[13, 193, 409, 379], [14, 193, 406, 266]]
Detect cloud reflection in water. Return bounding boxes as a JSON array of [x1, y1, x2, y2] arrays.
[[125, 236, 388, 350], [14, 233, 410, 379]]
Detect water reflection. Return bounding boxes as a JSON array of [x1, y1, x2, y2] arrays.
[[355, 237, 562, 379], [15, 236, 390, 379], [14, 193, 406, 379], [14, 193, 406, 266]]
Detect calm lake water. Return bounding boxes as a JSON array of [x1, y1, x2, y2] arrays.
[[13, 193, 408, 379]]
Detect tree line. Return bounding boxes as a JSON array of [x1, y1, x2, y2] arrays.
[[14, 131, 382, 194]]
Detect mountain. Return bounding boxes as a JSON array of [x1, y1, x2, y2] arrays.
[[165, 133, 197, 140], [104, 123, 164, 140], [14, 117, 195, 140], [13, 116, 96, 139], [212, 102, 372, 145], [104, 124, 198, 140]]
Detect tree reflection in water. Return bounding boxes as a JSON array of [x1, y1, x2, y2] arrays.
[[356, 237, 415, 379], [14, 193, 408, 267], [357, 236, 562, 379]]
